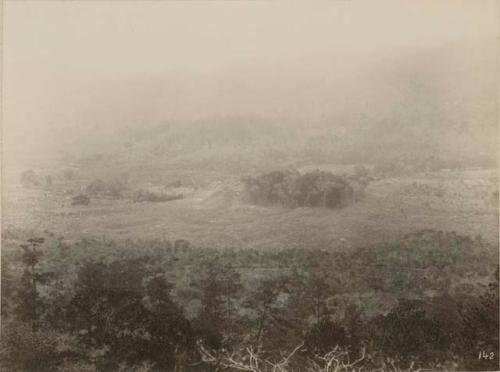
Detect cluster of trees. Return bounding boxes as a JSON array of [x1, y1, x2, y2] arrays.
[[85, 179, 129, 199], [1, 230, 498, 371], [67, 179, 129, 206], [133, 190, 184, 203], [71, 194, 91, 206], [76, 179, 184, 204], [242, 170, 355, 208], [19, 170, 61, 190], [20, 170, 54, 188], [20, 170, 42, 188]]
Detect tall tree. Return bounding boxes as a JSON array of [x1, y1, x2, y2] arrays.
[[16, 238, 52, 332], [191, 258, 243, 339], [144, 274, 194, 371], [244, 276, 289, 352]]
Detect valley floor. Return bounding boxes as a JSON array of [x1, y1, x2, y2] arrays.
[[3, 169, 498, 249]]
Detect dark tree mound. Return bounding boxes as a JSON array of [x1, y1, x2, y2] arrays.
[[243, 169, 354, 209]]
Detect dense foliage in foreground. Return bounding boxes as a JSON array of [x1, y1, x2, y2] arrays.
[[1, 229, 498, 371]]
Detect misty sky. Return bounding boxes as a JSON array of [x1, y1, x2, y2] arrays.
[[3, 0, 499, 165], [6, 1, 497, 74]]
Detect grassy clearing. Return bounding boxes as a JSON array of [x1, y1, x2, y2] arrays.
[[2, 169, 498, 249]]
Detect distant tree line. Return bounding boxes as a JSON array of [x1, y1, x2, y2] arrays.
[[373, 155, 498, 176]]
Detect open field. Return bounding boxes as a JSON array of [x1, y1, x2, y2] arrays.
[[3, 168, 497, 249]]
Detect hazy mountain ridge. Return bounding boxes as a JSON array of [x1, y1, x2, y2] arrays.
[[75, 41, 497, 175], [6, 40, 497, 176]]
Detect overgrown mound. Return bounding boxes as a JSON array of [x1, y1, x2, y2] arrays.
[[243, 170, 354, 208]]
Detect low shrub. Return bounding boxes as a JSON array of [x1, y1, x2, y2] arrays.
[[71, 194, 90, 206], [133, 190, 183, 203]]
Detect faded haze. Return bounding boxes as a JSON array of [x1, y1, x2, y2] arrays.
[[3, 0, 499, 167]]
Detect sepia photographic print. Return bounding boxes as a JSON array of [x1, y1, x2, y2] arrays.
[[1, 1, 499, 371]]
